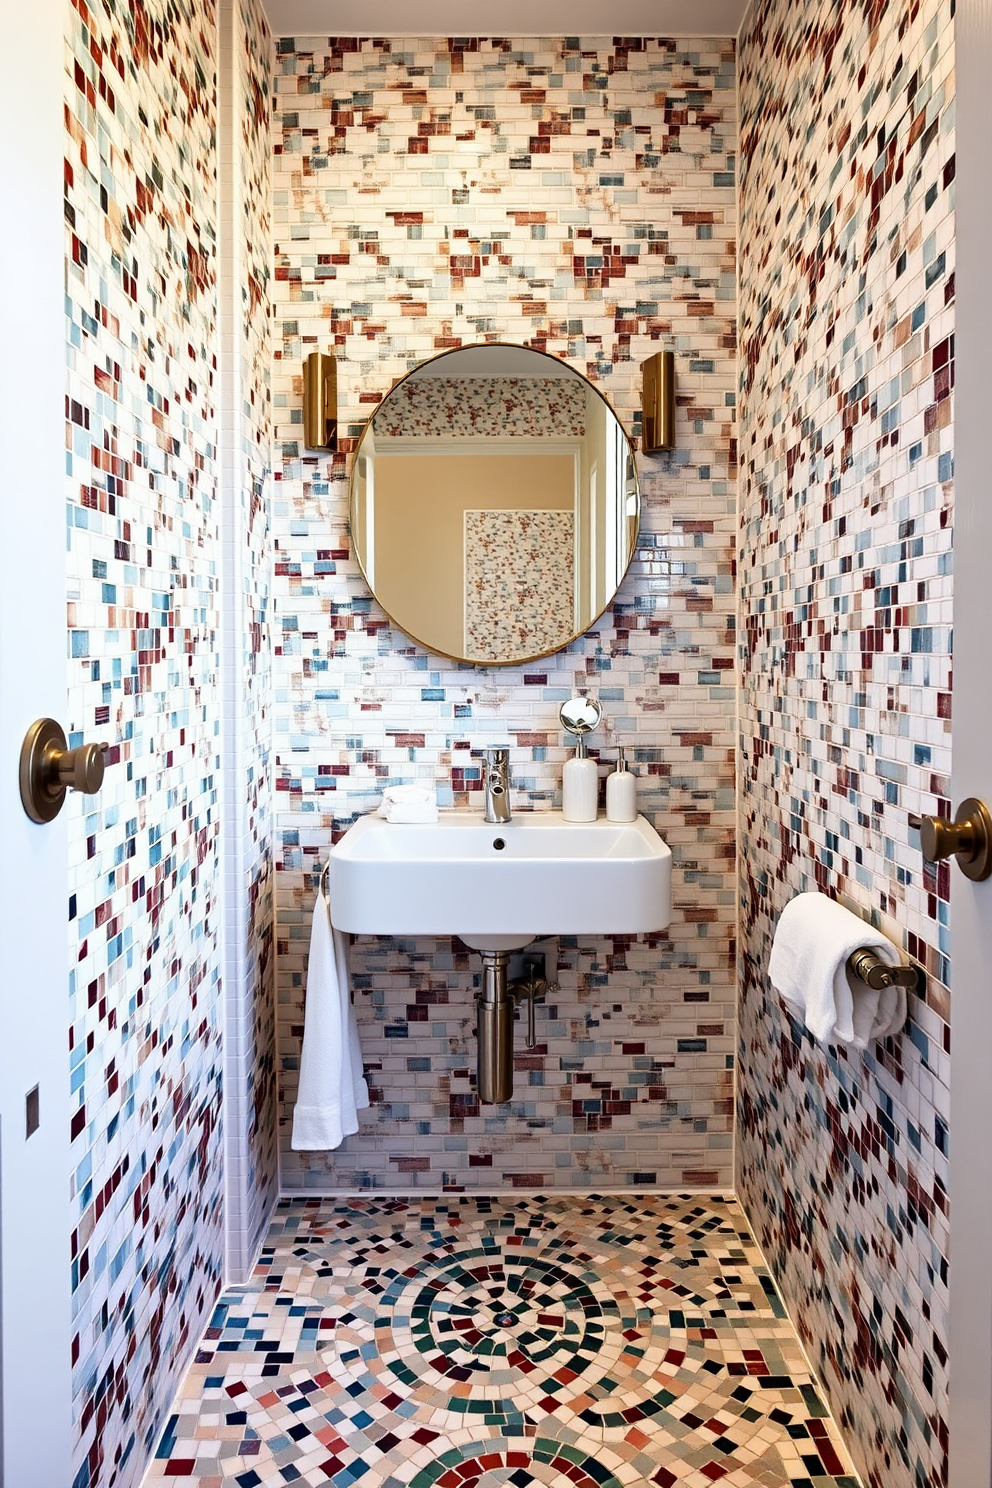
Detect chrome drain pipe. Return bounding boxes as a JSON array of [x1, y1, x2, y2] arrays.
[[475, 953, 556, 1104], [476, 951, 515, 1104]]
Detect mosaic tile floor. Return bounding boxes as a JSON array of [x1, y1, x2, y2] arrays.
[[146, 1195, 859, 1488]]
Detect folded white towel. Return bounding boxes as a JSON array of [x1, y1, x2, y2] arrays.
[[376, 782, 439, 824], [769, 892, 907, 1050], [291, 886, 370, 1150]]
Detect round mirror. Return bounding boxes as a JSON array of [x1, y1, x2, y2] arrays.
[[559, 696, 602, 735], [350, 344, 639, 667]]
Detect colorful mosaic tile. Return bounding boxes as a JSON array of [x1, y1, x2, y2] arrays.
[[65, 1, 276, 1484], [271, 34, 739, 1194], [65, 1, 225, 1482], [62, 10, 959, 1488], [737, 2, 953, 1487], [146, 1194, 859, 1487]]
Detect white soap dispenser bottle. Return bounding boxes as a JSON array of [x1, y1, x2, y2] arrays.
[[606, 744, 637, 822], [562, 734, 599, 822]]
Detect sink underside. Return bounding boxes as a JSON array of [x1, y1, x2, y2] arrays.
[[327, 811, 673, 941]]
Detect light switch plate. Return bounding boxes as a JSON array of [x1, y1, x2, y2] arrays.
[[25, 1085, 39, 1139]]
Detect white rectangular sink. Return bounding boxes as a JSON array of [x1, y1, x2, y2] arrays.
[[327, 811, 672, 942]]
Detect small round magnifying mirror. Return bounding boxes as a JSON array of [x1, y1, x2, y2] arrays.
[[558, 696, 602, 735]]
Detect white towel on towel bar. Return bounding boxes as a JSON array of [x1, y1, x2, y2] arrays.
[[291, 885, 370, 1150], [769, 892, 907, 1050]]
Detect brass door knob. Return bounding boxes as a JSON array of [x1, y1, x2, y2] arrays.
[[909, 798, 992, 882], [20, 718, 109, 824]]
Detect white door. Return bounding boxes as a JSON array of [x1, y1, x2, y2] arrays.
[[0, 3, 73, 1484], [949, 3, 992, 1484]]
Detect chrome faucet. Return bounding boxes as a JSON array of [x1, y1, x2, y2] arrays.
[[483, 746, 512, 824]]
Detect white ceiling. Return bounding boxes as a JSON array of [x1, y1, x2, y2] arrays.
[[262, 1, 749, 38]]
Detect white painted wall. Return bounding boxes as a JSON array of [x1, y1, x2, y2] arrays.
[[218, 0, 278, 1281], [0, 2, 73, 1484], [218, 0, 254, 1286], [950, 5, 992, 1484]]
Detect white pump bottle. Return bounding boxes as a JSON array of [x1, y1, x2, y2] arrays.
[[561, 735, 599, 822], [606, 744, 637, 822]]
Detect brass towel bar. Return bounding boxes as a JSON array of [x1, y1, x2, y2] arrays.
[[847, 947, 922, 994]]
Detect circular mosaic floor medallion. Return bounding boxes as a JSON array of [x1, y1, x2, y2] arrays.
[[149, 1197, 854, 1488], [316, 1213, 771, 1436]]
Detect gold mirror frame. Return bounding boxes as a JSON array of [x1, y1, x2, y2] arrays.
[[348, 342, 641, 667]]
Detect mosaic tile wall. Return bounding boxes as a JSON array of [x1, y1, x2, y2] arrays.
[[65, 1, 276, 1484], [271, 37, 739, 1191], [65, 1, 223, 1480], [736, 3, 954, 1487]]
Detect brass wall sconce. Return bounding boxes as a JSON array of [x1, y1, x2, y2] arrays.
[[641, 350, 675, 453], [303, 351, 337, 451]]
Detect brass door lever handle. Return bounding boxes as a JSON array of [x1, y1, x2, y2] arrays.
[[20, 718, 109, 823], [909, 798, 992, 881]]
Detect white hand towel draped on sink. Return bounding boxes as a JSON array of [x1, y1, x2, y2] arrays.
[[291, 883, 369, 1150], [769, 891, 907, 1050], [376, 782, 439, 824]]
